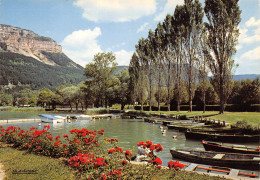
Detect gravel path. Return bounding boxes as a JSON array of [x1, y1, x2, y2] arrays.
[[0, 163, 5, 180]]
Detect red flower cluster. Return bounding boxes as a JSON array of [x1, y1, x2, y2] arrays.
[[137, 141, 163, 152], [98, 129, 105, 135], [150, 144, 163, 152], [168, 161, 185, 170], [68, 152, 108, 170], [44, 125, 50, 129], [124, 150, 132, 160], [101, 168, 123, 180], [153, 157, 163, 165], [121, 160, 128, 166], [108, 147, 123, 154], [70, 128, 96, 137], [106, 138, 118, 143]]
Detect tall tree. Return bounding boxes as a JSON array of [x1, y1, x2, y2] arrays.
[[84, 52, 117, 107], [154, 23, 166, 111], [129, 52, 140, 106], [204, 0, 241, 114], [163, 14, 176, 111], [173, 5, 187, 112], [184, 0, 204, 112], [136, 38, 149, 111]]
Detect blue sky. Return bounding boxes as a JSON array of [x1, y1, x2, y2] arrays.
[[1, 0, 259, 75]]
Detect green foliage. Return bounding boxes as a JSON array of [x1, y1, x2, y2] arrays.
[[33, 36, 53, 42], [107, 68, 130, 110], [204, 0, 241, 113], [0, 52, 85, 91], [84, 52, 118, 107], [85, 108, 109, 115]]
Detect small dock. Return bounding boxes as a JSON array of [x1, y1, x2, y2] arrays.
[[90, 114, 120, 120], [0, 119, 41, 123]]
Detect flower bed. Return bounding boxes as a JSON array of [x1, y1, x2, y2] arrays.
[[0, 125, 185, 179]]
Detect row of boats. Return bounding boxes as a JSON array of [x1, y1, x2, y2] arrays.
[[145, 116, 260, 178]]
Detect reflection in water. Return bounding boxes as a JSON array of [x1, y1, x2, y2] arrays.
[[1, 117, 205, 166]]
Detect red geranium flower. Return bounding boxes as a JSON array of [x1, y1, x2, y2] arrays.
[[125, 150, 132, 160], [54, 142, 59, 146], [121, 160, 128, 166], [153, 157, 162, 165], [146, 140, 153, 148]]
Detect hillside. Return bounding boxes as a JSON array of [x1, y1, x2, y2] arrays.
[[0, 24, 85, 91], [0, 52, 85, 90], [233, 74, 260, 80]]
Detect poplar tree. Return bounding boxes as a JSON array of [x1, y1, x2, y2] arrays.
[[204, 0, 241, 114]]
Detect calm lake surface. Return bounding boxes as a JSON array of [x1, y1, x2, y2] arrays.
[[0, 111, 204, 166], [1, 111, 258, 168]]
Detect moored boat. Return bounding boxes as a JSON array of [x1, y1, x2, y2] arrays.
[[167, 123, 204, 131], [39, 114, 64, 123], [202, 140, 260, 155], [170, 148, 260, 171], [185, 130, 260, 143]]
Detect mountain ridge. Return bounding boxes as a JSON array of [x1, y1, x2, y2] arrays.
[[0, 24, 85, 91]]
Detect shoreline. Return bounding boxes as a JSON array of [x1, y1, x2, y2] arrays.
[[0, 119, 41, 123]]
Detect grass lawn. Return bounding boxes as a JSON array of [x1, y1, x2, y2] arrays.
[[131, 110, 260, 127], [0, 145, 75, 180], [211, 112, 260, 127], [0, 146, 227, 180]]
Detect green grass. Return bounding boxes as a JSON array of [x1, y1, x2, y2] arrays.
[[0, 146, 75, 180], [10, 107, 45, 112], [211, 112, 260, 127], [127, 110, 260, 127], [85, 108, 109, 115], [0, 146, 227, 180]]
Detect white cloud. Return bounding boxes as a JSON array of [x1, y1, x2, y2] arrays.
[[61, 28, 102, 67], [137, 22, 149, 33], [74, 0, 156, 22], [239, 17, 260, 44], [245, 17, 260, 27], [236, 46, 260, 74], [115, 50, 133, 66], [154, 0, 184, 21]]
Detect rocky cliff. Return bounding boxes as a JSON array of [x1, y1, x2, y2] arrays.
[[0, 24, 63, 65]]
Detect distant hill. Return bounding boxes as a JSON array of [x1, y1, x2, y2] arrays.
[[115, 66, 129, 73], [115, 65, 260, 81], [0, 52, 85, 91], [233, 74, 260, 80], [0, 24, 85, 91]]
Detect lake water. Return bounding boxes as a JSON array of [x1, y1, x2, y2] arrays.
[[0, 111, 205, 166]]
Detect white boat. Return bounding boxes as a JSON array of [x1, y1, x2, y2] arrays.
[[39, 114, 64, 123]]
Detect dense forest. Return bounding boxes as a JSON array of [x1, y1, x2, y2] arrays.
[[0, 52, 85, 91]]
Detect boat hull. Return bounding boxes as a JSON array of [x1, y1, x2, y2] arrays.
[[185, 131, 260, 143], [202, 141, 260, 155], [170, 149, 260, 171]]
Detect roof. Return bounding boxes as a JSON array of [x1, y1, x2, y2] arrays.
[[39, 114, 59, 120]]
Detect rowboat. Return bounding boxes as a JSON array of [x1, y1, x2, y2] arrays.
[[170, 149, 260, 171], [167, 123, 204, 131], [202, 140, 260, 155], [183, 163, 259, 179], [39, 114, 64, 123], [185, 131, 260, 143]]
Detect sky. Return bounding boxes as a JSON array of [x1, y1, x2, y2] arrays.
[[0, 0, 259, 75]]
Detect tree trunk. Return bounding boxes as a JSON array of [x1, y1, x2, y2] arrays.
[[203, 90, 206, 113]]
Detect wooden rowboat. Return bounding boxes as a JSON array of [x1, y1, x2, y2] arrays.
[[170, 149, 260, 171], [183, 163, 259, 179], [185, 130, 260, 143], [202, 140, 260, 155]]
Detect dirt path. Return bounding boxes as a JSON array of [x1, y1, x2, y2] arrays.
[[0, 163, 5, 180]]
